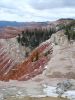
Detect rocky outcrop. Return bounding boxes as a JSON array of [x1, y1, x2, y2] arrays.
[[56, 80, 72, 97], [0, 43, 17, 79], [0, 38, 25, 63], [0, 39, 53, 81], [50, 30, 68, 46], [44, 40, 75, 79]]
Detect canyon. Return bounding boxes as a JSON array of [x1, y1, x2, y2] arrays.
[[0, 19, 75, 100]]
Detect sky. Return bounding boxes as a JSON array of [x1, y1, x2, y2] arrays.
[[0, 0, 75, 22]]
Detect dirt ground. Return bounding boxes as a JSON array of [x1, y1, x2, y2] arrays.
[[6, 96, 69, 100]]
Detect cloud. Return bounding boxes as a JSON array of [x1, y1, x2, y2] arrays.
[[28, 0, 64, 10], [0, 0, 75, 22], [64, 0, 75, 7], [28, 0, 75, 10], [0, 0, 16, 10]]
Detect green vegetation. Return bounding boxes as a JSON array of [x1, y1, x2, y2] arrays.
[[64, 21, 75, 41], [57, 20, 75, 41], [56, 24, 65, 31], [17, 28, 56, 49]]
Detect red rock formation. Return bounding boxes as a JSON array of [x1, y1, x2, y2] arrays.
[[0, 27, 22, 39], [0, 25, 53, 81], [0, 43, 17, 80], [0, 41, 53, 81]]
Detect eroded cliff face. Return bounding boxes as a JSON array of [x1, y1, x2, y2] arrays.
[[44, 42, 75, 79], [0, 37, 26, 63], [50, 30, 68, 46], [0, 28, 75, 100], [0, 37, 53, 81], [0, 29, 75, 81], [45, 30, 75, 79], [29, 30, 75, 85]]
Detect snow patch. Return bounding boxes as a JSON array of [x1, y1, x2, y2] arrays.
[[43, 85, 75, 100]]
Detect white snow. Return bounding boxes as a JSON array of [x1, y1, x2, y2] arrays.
[[43, 86, 58, 97], [43, 85, 75, 100]]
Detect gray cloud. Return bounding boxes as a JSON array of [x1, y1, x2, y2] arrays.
[[0, 0, 17, 10], [28, 0, 75, 10], [28, 0, 63, 10], [0, 0, 75, 21], [64, 0, 75, 7]]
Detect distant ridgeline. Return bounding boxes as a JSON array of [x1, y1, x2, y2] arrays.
[[0, 21, 25, 27], [0, 21, 48, 27], [17, 28, 56, 50]]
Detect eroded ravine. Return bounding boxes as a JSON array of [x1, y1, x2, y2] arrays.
[[0, 28, 75, 100], [0, 36, 53, 81]]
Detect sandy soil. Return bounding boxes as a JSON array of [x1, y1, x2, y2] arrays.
[[5, 96, 68, 100]]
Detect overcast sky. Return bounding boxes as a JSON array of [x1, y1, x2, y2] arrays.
[[0, 0, 75, 22]]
